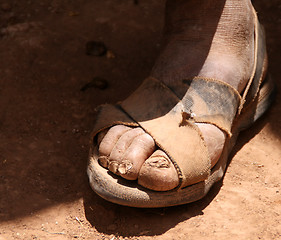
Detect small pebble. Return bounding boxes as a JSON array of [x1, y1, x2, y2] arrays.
[[85, 41, 107, 56], [81, 77, 108, 91], [106, 50, 115, 59]]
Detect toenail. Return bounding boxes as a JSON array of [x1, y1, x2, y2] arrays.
[[146, 157, 170, 168], [118, 161, 133, 175], [108, 161, 119, 174], [98, 156, 109, 168]]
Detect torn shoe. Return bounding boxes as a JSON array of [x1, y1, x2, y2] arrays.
[[87, 10, 275, 208]]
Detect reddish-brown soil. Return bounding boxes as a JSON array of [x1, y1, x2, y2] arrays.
[[0, 0, 280, 239]]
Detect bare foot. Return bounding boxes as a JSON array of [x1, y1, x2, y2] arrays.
[[98, 0, 255, 191]]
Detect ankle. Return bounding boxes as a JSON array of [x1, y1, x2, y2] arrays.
[[151, 0, 255, 89], [198, 53, 252, 92]]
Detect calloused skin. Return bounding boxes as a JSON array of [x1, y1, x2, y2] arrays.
[[97, 0, 255, 191]]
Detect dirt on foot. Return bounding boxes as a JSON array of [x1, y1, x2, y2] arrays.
[[0, 0, 280, 239]]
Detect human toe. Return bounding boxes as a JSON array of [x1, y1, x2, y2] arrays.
[[138, 150, 179, 191]]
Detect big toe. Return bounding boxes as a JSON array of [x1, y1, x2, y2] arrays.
[[138, 150, 179, 191]]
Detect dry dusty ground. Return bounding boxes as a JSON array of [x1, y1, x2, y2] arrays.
[[0, 0, 280, 239]]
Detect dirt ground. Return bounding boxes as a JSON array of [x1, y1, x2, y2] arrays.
[[0, 0, 280, 239]]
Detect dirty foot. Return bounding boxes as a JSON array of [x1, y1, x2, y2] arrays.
[[98, 0, 255, 191]]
